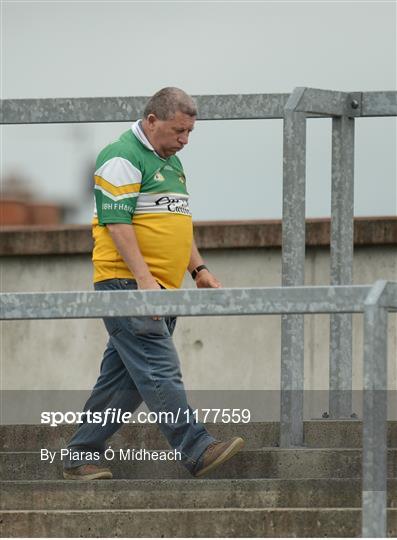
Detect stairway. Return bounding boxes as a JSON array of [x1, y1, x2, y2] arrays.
[[1, 421, 396, 537]]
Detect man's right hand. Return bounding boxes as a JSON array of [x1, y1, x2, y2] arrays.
[[136, 276, 162, 320], [136, 275, 161, 290]]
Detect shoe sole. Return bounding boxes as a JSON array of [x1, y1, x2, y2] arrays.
[[194, 437, 245, 478], [63, 470, 113, 481]]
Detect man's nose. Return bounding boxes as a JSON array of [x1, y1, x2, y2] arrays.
[[178, 132, 189, 145]]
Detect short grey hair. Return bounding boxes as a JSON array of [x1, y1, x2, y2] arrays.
[[143, 87, 197, 120]]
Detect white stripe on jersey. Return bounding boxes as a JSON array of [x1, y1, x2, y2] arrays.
[[95, 157, 142, 186]]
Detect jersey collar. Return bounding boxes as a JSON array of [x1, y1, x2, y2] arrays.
[[131, 120, 165, 160]]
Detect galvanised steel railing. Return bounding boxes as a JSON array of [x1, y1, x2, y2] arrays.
[[1, 88, 396, 536], [1, 281, 396, 536], [1, 90, 395, 123], [280, 88, 395, 447]]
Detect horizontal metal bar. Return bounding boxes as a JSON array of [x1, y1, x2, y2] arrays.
[[0, 94, 289, 124], [292, 88, 362, 117], [0, 96, 147, 125], [1, 91, 395, 125], [196, 94, 288, 120], [0, 286, 372, 320], [361, 91, 397, 117]]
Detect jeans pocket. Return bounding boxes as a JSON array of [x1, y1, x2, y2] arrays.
[[129, 316, 170, 338]]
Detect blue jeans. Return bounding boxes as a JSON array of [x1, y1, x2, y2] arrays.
[[65, 278, 215, 474]]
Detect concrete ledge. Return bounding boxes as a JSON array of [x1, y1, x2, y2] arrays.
[[0, 217, 396, 256], [2, 478, 396, 511], [1, 508, 396, 537]]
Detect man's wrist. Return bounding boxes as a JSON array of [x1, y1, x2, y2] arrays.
[[191, 265, 208, 280]]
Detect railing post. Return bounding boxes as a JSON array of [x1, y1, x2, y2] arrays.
[[329, 115, 355, 418], [362, 280, 388, 538], [280, 88, 307, 447]]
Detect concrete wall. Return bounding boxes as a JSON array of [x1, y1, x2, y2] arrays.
[[2, 238, 396, 421]]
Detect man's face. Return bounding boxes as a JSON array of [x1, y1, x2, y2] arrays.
[[144, 110, 196, 158]]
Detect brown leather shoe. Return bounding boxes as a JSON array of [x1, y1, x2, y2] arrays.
[[194, 437, 245, 478], [63, 464, 113, 480]]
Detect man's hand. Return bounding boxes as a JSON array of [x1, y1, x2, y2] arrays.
[[136, 276, 162, 320], [194, 269, 222, 289], [188, 240, 222, 289], [136, 275, 161, 291]]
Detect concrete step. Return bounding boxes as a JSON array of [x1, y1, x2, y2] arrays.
[[1, 508, 396, 537], [1, 448, 396, 480], [1, 421, 396, 451], [2, 478, 397, 511]]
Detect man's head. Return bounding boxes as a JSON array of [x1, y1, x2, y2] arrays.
[[141, 87, 197, 158]]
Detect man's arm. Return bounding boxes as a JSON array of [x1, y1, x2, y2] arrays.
[[188, 238, 221, 288], [106, 223, 160, 291]]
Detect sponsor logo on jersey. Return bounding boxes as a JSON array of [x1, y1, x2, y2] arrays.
[[155, 196, 190, 215]]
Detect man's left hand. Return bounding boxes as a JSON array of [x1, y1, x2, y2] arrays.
[[195, 270, 222, 288]]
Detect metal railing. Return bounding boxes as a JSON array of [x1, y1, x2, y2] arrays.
[[280, 88, 395, 447], [1, 90, 395, 123], [1, 88, 396, 536], [1, 281, 396, 536]]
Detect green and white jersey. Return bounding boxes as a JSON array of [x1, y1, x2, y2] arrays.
[[92, 121, 193, 289]]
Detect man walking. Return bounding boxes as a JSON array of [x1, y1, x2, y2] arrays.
[[63, 87, 244, 480]]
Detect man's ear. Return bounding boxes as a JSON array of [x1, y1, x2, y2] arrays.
[[145, 114, 158, 129]]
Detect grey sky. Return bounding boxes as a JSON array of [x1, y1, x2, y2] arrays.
[[2, 1, 396, 222]]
